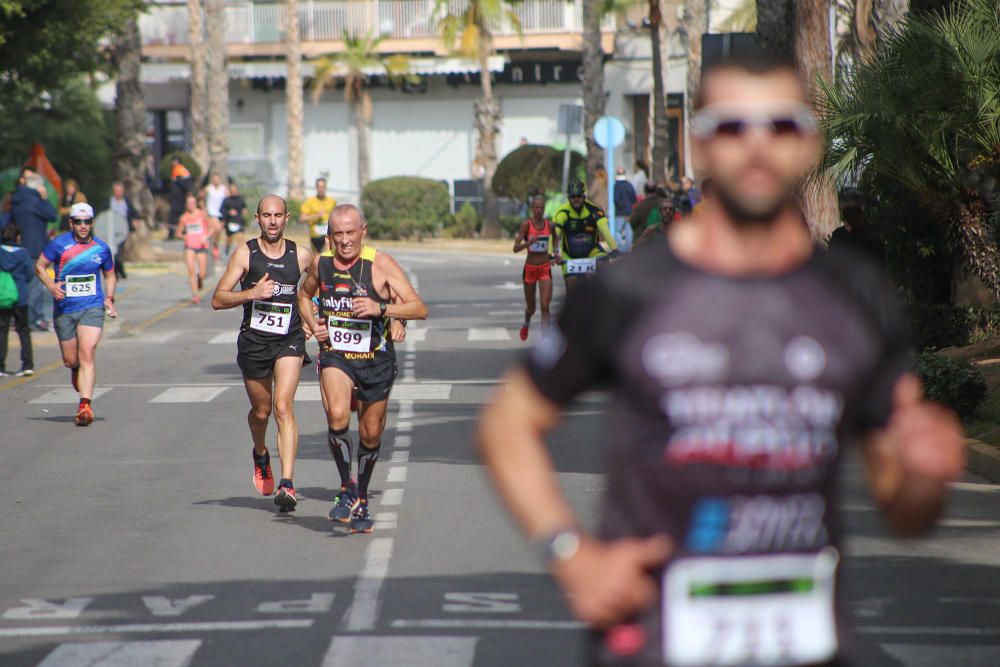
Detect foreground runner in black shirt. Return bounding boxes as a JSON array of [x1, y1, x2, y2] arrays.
[[478, 50, 966, 667]]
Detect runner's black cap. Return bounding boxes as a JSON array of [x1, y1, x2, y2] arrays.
[[567, 180, 585, 197]]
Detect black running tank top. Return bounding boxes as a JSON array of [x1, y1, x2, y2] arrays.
[[317, 247, 394, 364], [239, 238, 302, 341]]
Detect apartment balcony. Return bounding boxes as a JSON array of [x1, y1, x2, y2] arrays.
[[141, 0, 616, 60]]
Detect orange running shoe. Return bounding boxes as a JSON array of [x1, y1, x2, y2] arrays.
[[74, 403, 94, 427], [251, 450, 275, 496]]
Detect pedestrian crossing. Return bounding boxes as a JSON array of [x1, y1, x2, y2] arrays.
[[105, 326, 521, 347]]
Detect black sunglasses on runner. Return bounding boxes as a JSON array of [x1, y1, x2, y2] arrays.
[[70, 218, 94, 225], [690, 104, 817, 140]]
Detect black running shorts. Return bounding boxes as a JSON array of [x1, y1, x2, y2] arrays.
[[319, 353, 397, 403], [237, 331, 306, 379]]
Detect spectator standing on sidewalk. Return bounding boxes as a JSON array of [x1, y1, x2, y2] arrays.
[[630, 160, 648, 198], [167, 157, 192, 240], [59, 179, 88, 232], [11, 168, 58, 331], [202, 172, 227, 259], [613, 167, 637, 251], [108, 182, 142, 280], [220, 182, 248, 258], [0, 225, 35, 376], [588, 166, 609, 212]]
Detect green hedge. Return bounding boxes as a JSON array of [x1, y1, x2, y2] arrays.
[[492, 144, 585, 202], [915, 351, 988, 419], [442, 202, 479, 238], [361, 176, 449, 239], [908, 304, 1000, 351]]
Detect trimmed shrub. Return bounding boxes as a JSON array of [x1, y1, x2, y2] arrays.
[[908, 304, 1000, 351], [159, 151, 203, 187], [361, 176, 449, 240], [492, 144, 585, 203], [443, 202, 480, 238], [916, 351, 988, 419], [500, 215, 523, 238]]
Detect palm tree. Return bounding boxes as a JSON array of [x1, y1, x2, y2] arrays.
[[683, 0, 708, 182], [755, 0, 794, 57], [187, 0, 209, 173], [855, 0, 910, 62], [821, 0, 1000, 294], [648, 0, 670, 184], [312, 32, 412, 191], [285, 0, 305, 201], [582, 0, 607, 181], [205, 0, 229, 183], [435, 0, 522, 238]]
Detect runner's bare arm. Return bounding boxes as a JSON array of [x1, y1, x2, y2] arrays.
[[513, 220, 530, 253], [211, 245, 256, 310], [103, 269, 118, 318], [863, 373, 966, 537], [478, 369, 671, 628], [378, 253, 428, 321], [34, 254, 65, 300]]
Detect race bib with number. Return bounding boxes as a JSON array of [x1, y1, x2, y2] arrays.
[[65, 274, 97, 298], [250, 301, 292, 335], [328, 316, 373, 353], [565, 258, 597, 275], [186, 222, 204, 236], [312, 223, 328, 237], [663, 549, 839, 667], [226, 222, 242, 233], [528, 236, 549, 253]]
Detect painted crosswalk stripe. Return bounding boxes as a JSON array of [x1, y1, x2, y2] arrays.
[[405, 329, 427, 342], [30, 387, 112, 404], [880, 644, 1000, 666], [468, 327, 511, 341], [208, 331, 239, 344], [375, 512, 398, 530], [322, 636, 478, 667], [39, 640, 201, 667], [149, 386, 229, 403], [296, 384, 451, 402], [391, 619, 586, 630], [391, 450, 410, 464], [380, 488, 404, 506], [387, 467, 407, 483], [0, 619, 313, 637]]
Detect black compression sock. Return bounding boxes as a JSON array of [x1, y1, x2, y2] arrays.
[[278, 478, 293, 489], [357, 441, 381, 501], [252, 449, 269, 463], [328, 427, 353, 488], [80, 398, 92, 407]]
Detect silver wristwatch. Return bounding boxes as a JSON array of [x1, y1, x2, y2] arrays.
[[537, 529, 582, 565]]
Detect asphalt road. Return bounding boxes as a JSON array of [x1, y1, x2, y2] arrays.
[[1, 248, 998, 667]]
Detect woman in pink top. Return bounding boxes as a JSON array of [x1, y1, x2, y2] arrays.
[[178, 194, 218, 303]]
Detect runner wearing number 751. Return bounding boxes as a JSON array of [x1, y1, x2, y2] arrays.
[[212, 195, 313, 512], [298, 204, 427, 534]]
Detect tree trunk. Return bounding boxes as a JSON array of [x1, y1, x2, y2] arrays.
[[476, 25, 501, 238], [755, 0, 794, 57], [111, 12, 156, 261], [795, 0, 839, 240], [187, 0, 209, 174], [649, 0, 670, 185], [683, 0, 708, 181], [285, 0, 305, 201], [956, 198, 1000, 299], [205, 0, 229, 184], [581, 0, 606, 181], [354, 84, 373, 191]]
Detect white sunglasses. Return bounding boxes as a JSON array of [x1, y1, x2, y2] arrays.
[[690, 104, 818, 140]]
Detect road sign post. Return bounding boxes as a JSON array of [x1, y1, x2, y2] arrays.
[[593, 115, 626, 239]]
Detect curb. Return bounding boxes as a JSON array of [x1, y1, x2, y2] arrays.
[[966, 439, 1000, 484]]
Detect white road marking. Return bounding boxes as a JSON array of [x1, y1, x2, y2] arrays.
[[391, 384, 452, 400], [496, 282, 522, 290], [0, 619, 313, 638], [387, 467, 408, 483], [342, 538, 393, 632], [322, 636, 478, 667], [128, 330, 182, 343], [38, 640, 201, 667], [443, 593, 521, 614], [937, 518, 1000, 528], [375, 512, 398, 530], [30, 388, 111, 404], [880, 644, 1000, 666], [397, 402, 414, 421], [858, 626, 1000, 636], [396, 421, 413, 432], [257, 593, 335, 614], [393, 435, 412, 448], [404, 360, 416, 369], [390, 450, 410, 464], [852, 597, 892, 619], [488, 310, 524, 317], [142, 595, 214, 617], [380, 488, 404, 506], [208, 330, 239, 344], [404, 329, 427, 342], [149, 386, 228, 403], [468, 327, 511, 341], [391, 619, 586, 630], [3, 598, 92, 620]]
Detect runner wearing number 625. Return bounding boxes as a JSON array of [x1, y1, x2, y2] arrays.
[[298, 204, 427, 534], [212, 195, 313, 512]]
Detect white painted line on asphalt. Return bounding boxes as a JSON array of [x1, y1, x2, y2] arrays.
[[397, 402, 414, 421], [404, 360, 415, 369], [496, 282, 522, 290], [3, 598, 93, 619], [488, 310, 524, 317], [375, 512, 398, 530], [396, 421, 413, 432], [402, 371, 416, 382], [30, 388, 111, 404], [858, 626, 1000, 637], [380, 488, 404, 506], [322, 636, 478, 667], [404, 329, 426, 342], [393, 435, 412, 448], [129, 330, 182, 343], [149, 386, 229, 403], [880, 644, 1000, 666], [937, 518, 1000, 528], [343, 538, 394, 632], [391, 450, 410, 464], [468, 327, 511, 341], [208, 331, 239, 344], [950, 481, 1000, 493], [257, 593, 335, 614], [392, 384, 451, 400], [387, 467, 407, 483], [142, 595, 214, 617], [0, 619, 314, 638], [38, 640, 202, 667], [391, 619, 587, 630]]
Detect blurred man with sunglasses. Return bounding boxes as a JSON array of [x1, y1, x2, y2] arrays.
[[478, 48, 965, 666], [35, 203, 117, 426]]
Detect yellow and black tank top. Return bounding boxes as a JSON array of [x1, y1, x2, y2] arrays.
[[317, 246, 394, 364]]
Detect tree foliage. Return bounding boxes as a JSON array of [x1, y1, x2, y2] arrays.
[[492, 144, 585, 202]]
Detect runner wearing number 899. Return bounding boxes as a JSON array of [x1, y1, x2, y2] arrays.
[[478, 49, 965, 666], [298, 204, 427, 534], [211, 195, 314, 512]]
